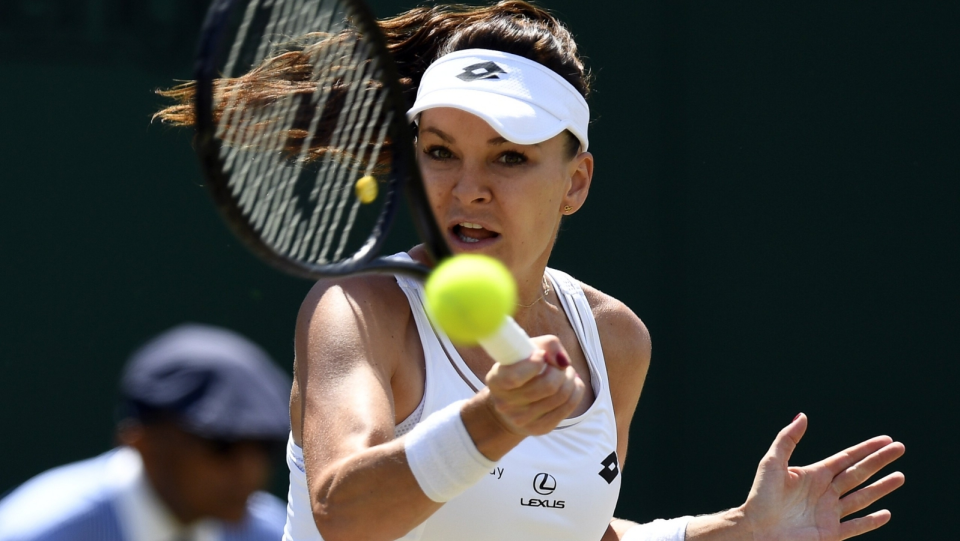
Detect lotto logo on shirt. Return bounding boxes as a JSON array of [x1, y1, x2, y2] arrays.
[[520, 473, 566, 509], [599, 451, 620, 484]]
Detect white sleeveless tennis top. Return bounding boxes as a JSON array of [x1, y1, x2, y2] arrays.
[[284, 263, 621, 541]]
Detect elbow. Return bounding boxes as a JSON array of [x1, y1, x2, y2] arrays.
[[312, 496, 423, 541], [311, 495, 396, 541], [307, 457, 432, 541], [308, 470, 367, 541], [311, 495, 360, 541], [311, 501, 342, 541]]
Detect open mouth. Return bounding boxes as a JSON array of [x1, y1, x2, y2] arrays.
[[452, 222, 500, 244]]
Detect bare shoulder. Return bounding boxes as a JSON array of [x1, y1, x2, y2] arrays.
[[578, 282, 652, 376], [291, 273, 421, 445], [296, 273, 414, 378]]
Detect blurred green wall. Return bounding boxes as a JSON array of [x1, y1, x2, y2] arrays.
[[1, 1, 956, 539]]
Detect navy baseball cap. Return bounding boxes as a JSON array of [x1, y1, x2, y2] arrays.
[[120, 324, 291, 442]]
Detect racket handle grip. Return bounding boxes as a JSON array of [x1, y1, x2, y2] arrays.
[[477, 316, 536, 366]]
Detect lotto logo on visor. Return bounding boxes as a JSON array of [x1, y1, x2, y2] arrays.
[[407, 49, 590, 151], [457, 61, 506, 81]]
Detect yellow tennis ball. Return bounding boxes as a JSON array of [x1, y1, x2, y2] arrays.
[[425, 254, 517, 345], [354, 175, 378, 204]]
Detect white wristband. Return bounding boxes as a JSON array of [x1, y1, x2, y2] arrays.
[[403, 400, 496, 502], [621, 517, 692, 541]]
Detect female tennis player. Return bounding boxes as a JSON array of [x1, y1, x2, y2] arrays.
[[157, 2, 905, 540]]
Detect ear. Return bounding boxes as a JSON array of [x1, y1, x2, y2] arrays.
[[561, 151, 593, 215]]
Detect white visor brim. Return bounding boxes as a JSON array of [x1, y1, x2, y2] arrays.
[[408, 88, 577, 147], [407, 49, 589, 152]]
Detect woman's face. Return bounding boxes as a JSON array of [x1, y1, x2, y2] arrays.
[[416, 108, 592, 278]]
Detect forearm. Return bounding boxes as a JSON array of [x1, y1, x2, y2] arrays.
[[310, 439, 442, 541], [603, 508, 750, 541], [685, 507, 750, 541], [311, 438, 442, 541], [312, 397, 520, 541], [601, 518, 642, 540]]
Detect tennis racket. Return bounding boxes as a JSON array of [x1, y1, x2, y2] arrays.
[[193, 0, 534, 364]]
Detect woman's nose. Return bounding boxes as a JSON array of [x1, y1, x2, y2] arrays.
[[450, 162, 492, 204]]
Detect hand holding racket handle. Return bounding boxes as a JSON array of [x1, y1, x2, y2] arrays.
[[477, 317, 536, 366]]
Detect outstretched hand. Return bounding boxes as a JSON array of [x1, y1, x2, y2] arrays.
[[742, 414, 905, 541]]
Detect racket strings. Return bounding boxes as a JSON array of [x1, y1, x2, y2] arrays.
[[316, 43, 388, 261], [293, 27, 377, 261], [213, 0, 396, 265]]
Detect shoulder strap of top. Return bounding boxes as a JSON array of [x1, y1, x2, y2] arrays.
[[389, 255, 438, 362], [545, 267, 606, 397], [389, 252, 422, 291]]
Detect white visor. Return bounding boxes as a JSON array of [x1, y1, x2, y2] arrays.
[[407, 49, 590, 152]]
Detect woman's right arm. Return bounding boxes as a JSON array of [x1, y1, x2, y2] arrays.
[[293, 276, 585, 541], [294, 276, 442, 541]]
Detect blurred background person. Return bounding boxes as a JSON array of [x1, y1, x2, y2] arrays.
[[0, 324, 291, 541]]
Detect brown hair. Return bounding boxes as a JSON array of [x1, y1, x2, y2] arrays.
[[154, 1, 590, 158]]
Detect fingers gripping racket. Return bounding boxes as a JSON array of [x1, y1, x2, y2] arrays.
[[194, 0, 534, 363]]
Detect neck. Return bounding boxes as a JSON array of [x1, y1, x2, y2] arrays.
[[514, 269, 560, 330], [515, 273, 547, 306]]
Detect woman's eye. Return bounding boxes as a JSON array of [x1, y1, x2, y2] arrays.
[[497, 151, 527, 165], [424, 146, 453, 160]]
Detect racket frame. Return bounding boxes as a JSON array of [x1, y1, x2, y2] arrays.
[[191, 0, 534, 365], [193, 0, 450, 281]]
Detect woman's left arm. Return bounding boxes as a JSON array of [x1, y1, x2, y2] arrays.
[[590, 289, 905, 541]]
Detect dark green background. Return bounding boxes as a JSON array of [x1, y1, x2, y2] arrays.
[[1, 1, 956, 539]]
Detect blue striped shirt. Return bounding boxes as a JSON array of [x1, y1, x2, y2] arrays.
[[0, 448, 285, 541]]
